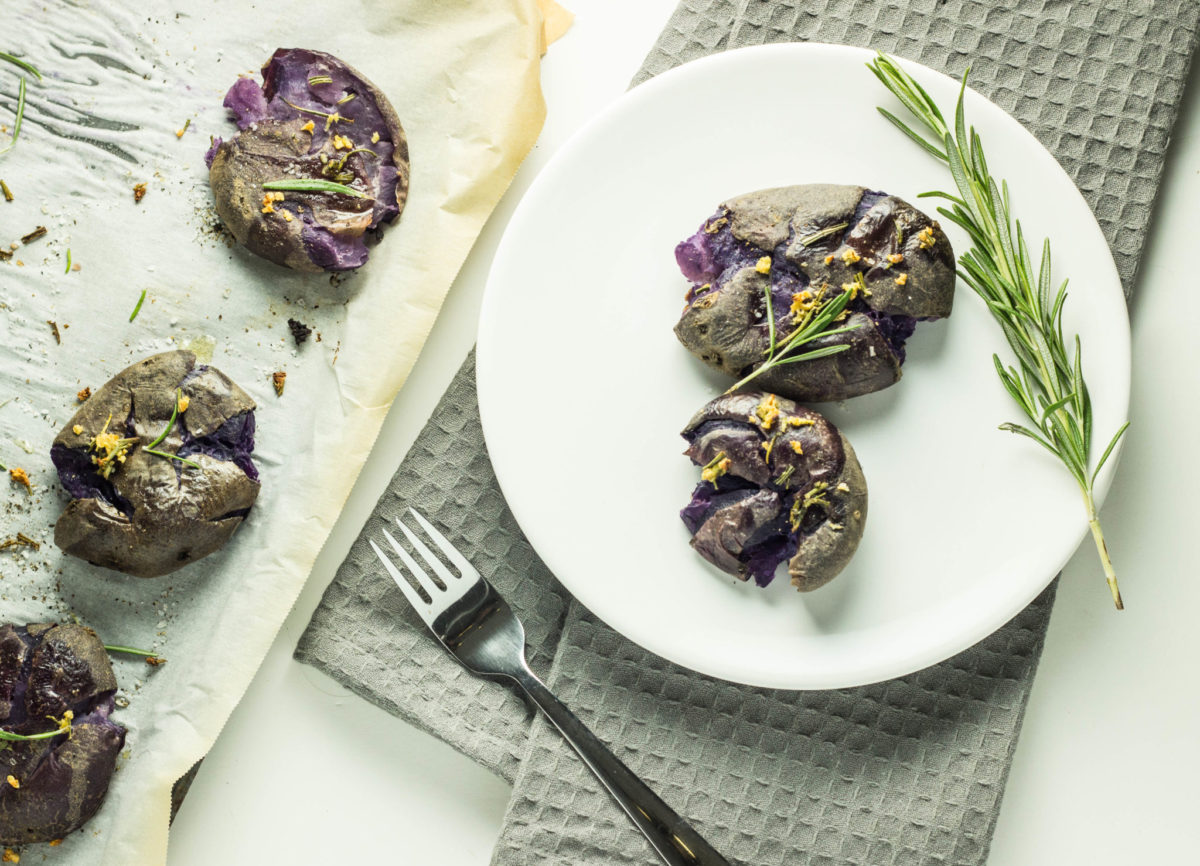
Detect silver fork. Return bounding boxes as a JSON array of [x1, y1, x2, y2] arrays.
[[370, 508, 732, 866]]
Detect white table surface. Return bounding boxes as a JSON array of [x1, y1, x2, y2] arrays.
[[166, 3, 1200, 863]]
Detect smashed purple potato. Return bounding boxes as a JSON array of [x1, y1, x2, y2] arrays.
[[675, 185, 955, 402], [207, 48, 410, 272], [681, 392, 867, 591], [0, 624, 126, 845], [50, 350, 260, 578]]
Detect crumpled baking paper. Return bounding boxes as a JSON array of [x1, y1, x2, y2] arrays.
[[0, 0, 555, 861]]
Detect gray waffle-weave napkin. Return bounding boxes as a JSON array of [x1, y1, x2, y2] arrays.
[[297, 2, 1197, 863]]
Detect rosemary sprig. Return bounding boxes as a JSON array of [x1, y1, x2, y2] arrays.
[[262, 178, 366, 198], [868, 53, 1130, 609], [143, 389, 203, 471], [726, 284, 859, 394]]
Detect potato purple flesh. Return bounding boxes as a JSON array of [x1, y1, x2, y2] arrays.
[[674, 185, 955, 402], [207, 48, 410, 272], [50, 350, 260, 578], [0, 624, 126, 845], [681, 392, 867, 591]]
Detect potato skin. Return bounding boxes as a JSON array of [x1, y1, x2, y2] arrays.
[[50, 350, 259, 578], [674, 185, 955, 402], [0, 624, 126, 845], [680, 392, 867, 590], [208, 48, 410, 272]]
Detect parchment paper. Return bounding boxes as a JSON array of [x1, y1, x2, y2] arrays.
[[0, 1, 551, 862]]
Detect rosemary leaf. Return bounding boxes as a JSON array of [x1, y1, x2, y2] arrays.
[[129, 289, 147, 322], [0, 52, 42, 81], [262, 179, 366, 198], [870, 53, 1128, 609], [0, 77, 27, 156]]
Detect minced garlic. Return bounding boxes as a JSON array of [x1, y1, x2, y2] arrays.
[[5, 775, 18, 789], [895, 273, 908, 286], [751, 394, 781, 430], [840, 248, 861, 265], [301, 120, 315, 133], [917, 225, 936, 249], [371, 131, 380, 144], [73, 424, 84, 436], [823, 254, 835, 265], [177, 394, 190, 413], [836, 482, 850, 492], [886, 253, 904, 264], [755, 256, 771, 274], [790, 440, 804, 455]]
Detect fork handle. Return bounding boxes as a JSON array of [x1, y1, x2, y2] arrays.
[[511, 666, 733, 866]]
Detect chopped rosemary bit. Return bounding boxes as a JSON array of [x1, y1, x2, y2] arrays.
[[0, 81, 24, 144], [129, 289, 147, 322], [307, 75, 333, 85], [64, 249, 71, 273], [776, 465, 796, 488], [104, 645, 166, 665], [0, 77, 27, 157], [282, 99, 353, 129], [870, 52, 1131, 608], [0, 179, 11, 201], [789, 482, 831, 531], [143, 389, 203, 471], [0, 52, 42, 81], [262, 178, 367, 198], [0, 710, 73, 743], [796, 221, 849, 247], [336, 92, 356, 105], [175, 118, 191, 138], [700, 450, 731, 487]]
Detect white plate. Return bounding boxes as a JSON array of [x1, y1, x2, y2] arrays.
[[476, 44, 1130, 690]]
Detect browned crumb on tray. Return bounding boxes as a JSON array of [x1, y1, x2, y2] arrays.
[[20, 226, 47, 245], [0, 249, 10, 262], [133, 182, 148, 203], [47, 321, 61, 344], [287, 318, 312, 346], [8, 467, 31, 492], [2, 847, 19, 862], [0, 533, 40, 553], [77, 386, 92, 402], [272, 370, 286, 396], [145, 656, 167, 666]]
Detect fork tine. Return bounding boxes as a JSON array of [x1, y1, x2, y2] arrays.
[[369, 536, 433, 609], [407, 509, 479, 579], [396, 517, 460, 587]]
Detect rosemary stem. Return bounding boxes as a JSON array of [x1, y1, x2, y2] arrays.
[[1085, 490, 1123, 610]]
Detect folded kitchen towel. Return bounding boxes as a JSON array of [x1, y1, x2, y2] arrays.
[[297, 2, 1198, 863]]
